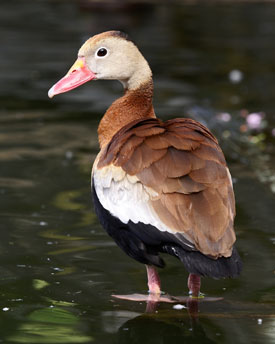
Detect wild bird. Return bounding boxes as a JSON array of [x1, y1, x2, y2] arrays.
[[48, 31, 242, 302]]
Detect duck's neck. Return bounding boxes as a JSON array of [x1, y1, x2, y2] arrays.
[[98, 79, 156, 148]]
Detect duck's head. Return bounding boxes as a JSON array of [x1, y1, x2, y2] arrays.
[[48, 31, 152, 98]]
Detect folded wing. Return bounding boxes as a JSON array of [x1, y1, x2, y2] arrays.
[[94, 118, 236, 258]]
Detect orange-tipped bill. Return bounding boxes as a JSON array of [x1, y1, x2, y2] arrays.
[[48, 57, 96, 98]]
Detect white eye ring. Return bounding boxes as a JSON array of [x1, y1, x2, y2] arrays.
[[95, 47, 109, 58]]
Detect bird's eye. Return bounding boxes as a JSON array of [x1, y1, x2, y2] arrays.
[[96, 48, 108, 58]]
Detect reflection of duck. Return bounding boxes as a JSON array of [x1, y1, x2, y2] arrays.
[[115, 311, 216, 344], [48, 31, 242, 301]]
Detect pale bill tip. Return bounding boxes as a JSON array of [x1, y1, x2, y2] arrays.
[[48, 86, 55, 99]]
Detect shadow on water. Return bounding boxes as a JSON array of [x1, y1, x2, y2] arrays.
[[104, 300, 275, 344], [0, 0, 275, 343]]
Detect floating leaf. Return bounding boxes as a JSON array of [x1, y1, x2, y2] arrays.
[[7, 307, 93, 343], [40, 229, 84, 241], [33, 279, 49, 290], [28, 307, 75, 325], [78, 211, 97, 226], [43, 297, 77, 307], [53, 190, 86, 211], [48, 245, 95, 256]]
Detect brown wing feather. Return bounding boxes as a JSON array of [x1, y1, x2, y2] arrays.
[[121, 144, 167, 175], [98, 118, 236, 257]]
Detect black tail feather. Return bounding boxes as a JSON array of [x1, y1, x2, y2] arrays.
[[163, 245, 242, 278]]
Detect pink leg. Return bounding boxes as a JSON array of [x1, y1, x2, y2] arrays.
[[112, 265, 174, 304], [187, 273, 201, 297], [146, 265, 161, 295]]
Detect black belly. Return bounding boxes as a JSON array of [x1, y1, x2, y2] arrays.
[[91, 181, 242, 278]]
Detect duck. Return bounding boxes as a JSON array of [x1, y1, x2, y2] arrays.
[[48, 30, 242, 301]]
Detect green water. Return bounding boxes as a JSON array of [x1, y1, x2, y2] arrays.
[[0, 1, 274, 343]]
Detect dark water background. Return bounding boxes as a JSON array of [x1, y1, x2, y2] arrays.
[[0, 1, 274, 343]]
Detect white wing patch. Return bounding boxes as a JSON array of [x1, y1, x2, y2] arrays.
[[92, 164, 174, 233]]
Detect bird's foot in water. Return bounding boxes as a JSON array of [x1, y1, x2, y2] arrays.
[[112, 292, 223, 314], [112, 292, 179, 303], [112, 292, 182, 313], [112, 292, 223, 303]]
